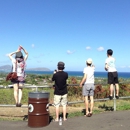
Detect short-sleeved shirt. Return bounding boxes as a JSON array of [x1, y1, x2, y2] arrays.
[[105, 57, 117, 72], [83, 67, 95, 84], [52, 71, 68, 95]]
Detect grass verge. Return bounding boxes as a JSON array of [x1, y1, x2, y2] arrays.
[[0, 99, 130, 121]]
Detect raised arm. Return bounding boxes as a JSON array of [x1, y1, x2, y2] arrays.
[[20, 45, 28, 61], [8, 51, 18, 61]]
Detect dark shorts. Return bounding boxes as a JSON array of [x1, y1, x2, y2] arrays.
[[108, 72, 119, 84], [11, 76, 25, 84]]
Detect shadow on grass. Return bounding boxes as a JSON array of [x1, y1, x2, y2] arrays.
[[98, 103, 114, 111]]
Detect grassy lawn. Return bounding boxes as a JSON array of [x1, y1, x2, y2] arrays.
[[0, 73, 130, 121]]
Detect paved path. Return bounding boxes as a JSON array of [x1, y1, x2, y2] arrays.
[[0, 110, 130, 130]]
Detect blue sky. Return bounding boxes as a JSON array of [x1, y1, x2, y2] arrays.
[[0, 0, 130, 72]]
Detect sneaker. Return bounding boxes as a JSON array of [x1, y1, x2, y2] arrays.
[[16, 103, 19, 107], [116, 96, 119, 99], [109, 95, 113, 100], [18, 103, 22, 107]]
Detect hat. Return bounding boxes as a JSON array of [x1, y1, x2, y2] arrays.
[[57, 61, 65, 67], [86, 58, 92, 64], [16, 51, 23, 58]]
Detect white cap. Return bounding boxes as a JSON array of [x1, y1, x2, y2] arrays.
[[86, 58, 92, 64]]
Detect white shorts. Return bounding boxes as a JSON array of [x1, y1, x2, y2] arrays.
[[54, 94, 68, 107]]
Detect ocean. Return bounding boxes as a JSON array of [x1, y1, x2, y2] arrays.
[[25, 71, 130, 79]]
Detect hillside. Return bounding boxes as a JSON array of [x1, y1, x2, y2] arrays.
[[0, 65, 12, 71]]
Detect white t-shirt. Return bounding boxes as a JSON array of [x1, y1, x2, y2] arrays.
[[105, 57, 117, 72], [83, 66, 95, 84]]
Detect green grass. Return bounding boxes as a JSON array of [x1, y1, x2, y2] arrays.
[[0, 117, 23, 121], [67, 109, 104, 118], [0, 87, 54, 104], [68, 111, 84, 118], [68, 99, 130, 118], [0, 99, 130, 121], [116, 100, 130, 110]]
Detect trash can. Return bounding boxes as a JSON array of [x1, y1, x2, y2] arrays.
[[28, 92, 50, 128]]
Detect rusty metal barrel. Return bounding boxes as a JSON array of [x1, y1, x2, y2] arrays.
[[28, 92, 50, 128]]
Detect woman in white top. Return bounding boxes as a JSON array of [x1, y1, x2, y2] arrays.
[[8, 45, 28, 107]]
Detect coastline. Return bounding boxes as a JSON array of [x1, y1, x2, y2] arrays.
[[1, 70, 130, 79], [25, 71, 130, 79]]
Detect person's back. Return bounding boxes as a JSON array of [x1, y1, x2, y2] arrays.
[[84, 66, 94, 84], [52, 71, 68, 95], [105, 49, 119, 100], [52, 61, 68, 121], [8, 45, 28, 107], [105, 56, 117, 72], [80, 58, 95, 117]]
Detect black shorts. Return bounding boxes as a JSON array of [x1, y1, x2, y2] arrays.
[[11, 76, 25, 84], [108, 72, 119, 84]]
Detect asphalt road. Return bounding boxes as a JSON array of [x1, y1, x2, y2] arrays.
[[0, 110, 130, 130]]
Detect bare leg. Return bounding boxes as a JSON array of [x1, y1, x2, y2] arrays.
[[89, 96, 94, 113], [63, 105, 67, 120], [84, 96, 89, 115], [18, 88, 23, 104], [109, 84, 114, 96], [18, 84, 23, 104], [115, 83, 119, 96], [55, 106, 59, 121], [13, 83, 19, 104]]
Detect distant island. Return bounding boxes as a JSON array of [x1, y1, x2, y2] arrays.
[[0, 65, 51, 71], [0, 65, 11, 71]]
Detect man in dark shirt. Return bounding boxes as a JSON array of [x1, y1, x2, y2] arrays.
[[52, 61, 68, 121]]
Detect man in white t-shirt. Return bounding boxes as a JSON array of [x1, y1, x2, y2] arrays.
[[105, 49, 119, 100], [80, 58, 95, 117]]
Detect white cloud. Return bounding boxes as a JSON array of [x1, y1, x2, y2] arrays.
[[97, 47, 104, 51], [67, 50, 75, 54], [86, 46, 91, 50], [31, 44, 35, 48], [119, 66, 130, 69], [120, 66, 126, 68]]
